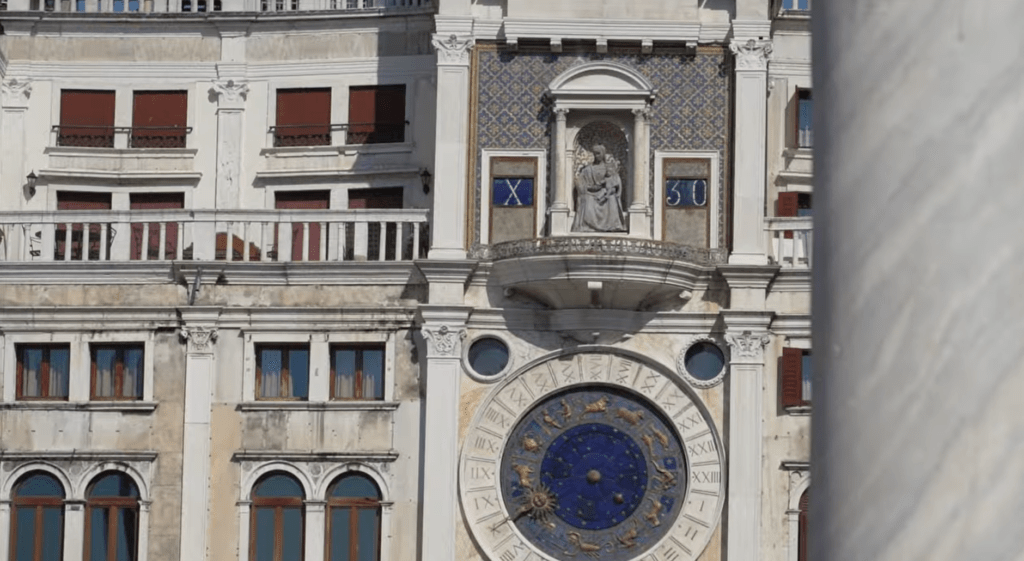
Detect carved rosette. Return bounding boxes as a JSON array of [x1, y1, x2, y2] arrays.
[[729, 39, 773, 71], [181, 326, 218, 354], [421, 324, 467, 358], [724, 331, 771, 362], [432, 34, 474, 66], [2, 78, 32, 108], [210, 80, 249, 108]]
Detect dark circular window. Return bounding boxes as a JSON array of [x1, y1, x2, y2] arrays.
[[467, 337, 510, 377], [684, 342, 725, 381]]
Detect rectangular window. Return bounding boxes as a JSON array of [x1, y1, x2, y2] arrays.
[[781, 347, 811, 408], [91, 344, 144, 400], [348, 187, 404, 261], [782, 0, 809, 10], [662, 159, 711, 247], [347, 85, 406, 144], [275, 88, 332, 147], [56, 192, 113, 261], [489, 157, 536, 244], [330, 344, 385, 400], [275, 190, 330, 262], [256, 345, 310, 400], [131, 91, 187, 148], [130, 193, 184, 260], [16, 344, 70, 400], [796, 88, 813, 148], [59, 90, 115, 148]]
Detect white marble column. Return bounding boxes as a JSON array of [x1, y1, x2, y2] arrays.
[[813, 3, 1024, 560], [724, 314, 772, 561], [729, 40, 771, 265], [629, 105, 651, 237], [429, 34, 474, 259], [418, 306, 471, 561], [549, 107, 570, 235], [178, 311, 220, 561]]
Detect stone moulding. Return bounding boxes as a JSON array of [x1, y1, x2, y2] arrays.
[[473, 236, 728, 265]]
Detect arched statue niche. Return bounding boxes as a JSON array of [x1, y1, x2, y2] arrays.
[[572, 121, 629, 233]]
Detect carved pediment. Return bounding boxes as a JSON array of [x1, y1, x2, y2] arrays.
[[547, 62, 656, 107]]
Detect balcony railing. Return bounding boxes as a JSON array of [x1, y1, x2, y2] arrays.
[[53, 125, 192, 149], [269, 122, 408, 148], [765, 216, 812, 269], [9, 0, 430, 14], [0, 209, 428, 263]]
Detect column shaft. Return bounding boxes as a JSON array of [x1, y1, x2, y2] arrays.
[[550, 108, 570, 235]]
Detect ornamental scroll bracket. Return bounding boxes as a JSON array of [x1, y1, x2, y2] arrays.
[[724, 330, 771, 362], [209, 80, 249, 107], [432, 34, 475, 66], [181, 326, 218, 354], [421, 324, 467, 358], [729, 39, 773, 71]]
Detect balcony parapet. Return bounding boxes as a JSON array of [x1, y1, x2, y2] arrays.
[[472, 237, 728, 265], [0, 0, 431, 16], [765, 216, 812, 269]]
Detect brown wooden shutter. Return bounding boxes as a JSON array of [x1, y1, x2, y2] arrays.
[[56, 192, 112, 261], [275, 89, 331, 146], [781, 347, 804, 408], [778, 192, 799, 239], [59, 90, 115, 147], [348, 85, 405, 144], [348, 187, 403, 261], [798, 489, 809, 561], [130, 193, 184, 260], [276, 191, 330, 261], [132, 91, 187, 148]]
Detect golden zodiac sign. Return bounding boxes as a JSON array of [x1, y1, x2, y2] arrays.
[[583, 396, 609, 415], [513, 483, 558, 524], [644, 496, 664, 527], [512, 464, 534, 488], [616, 521, 639, 548], [640, 433, 656, 455], [615, 407, 644, 425], [543, 411, 563, 429], [653, 462, 677, 489], [522, 435, 541, 453], [565, 532, 609, 558], [651, 427, 669, 448], [561, 398, 573, 419]]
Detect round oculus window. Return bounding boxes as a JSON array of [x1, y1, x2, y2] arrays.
[[468, 337, 510, 377], [683, 342, 725, 381]]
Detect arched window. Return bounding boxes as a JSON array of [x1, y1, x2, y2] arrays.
[[85, 472, 140, 561], [798, 488, 809, 561], [327, 473, 381, 561], [251, 473, 305, 561], [11, 472, 65, 561]]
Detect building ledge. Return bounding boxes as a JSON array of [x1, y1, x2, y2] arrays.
[[0, 401, 158, 412], [232, 450, 399, 463], [237, 400, 399, 412]]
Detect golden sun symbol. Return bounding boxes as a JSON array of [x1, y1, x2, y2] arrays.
[[515, 482, 558, 524]]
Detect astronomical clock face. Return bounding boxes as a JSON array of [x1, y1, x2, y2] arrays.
[[460, 353, 724, 561]]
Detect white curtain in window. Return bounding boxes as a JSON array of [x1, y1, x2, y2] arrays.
[[22, 350, 42, 397], [49, 350, 69, 398], [95, 349, 116, 397], [260, 349, 282, 398], [123, 349, 143, 398]]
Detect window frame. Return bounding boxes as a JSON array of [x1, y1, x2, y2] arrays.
[[480, 150, 548, 245], [325, 474, 382, 561], [781, 346, 812, 410], [15, 344, 71, 402], [57, 89, 116, 148], [329, 344, 386, 401], [652, 150, 720, 246], [9, 472, 66, 561], [273, 88, 333, 148], [346, 84, 407, 145], [794, 87, 813, 149], [249, 474, 306, 561], [90, 343, 145, 401], [255, 343, 311, 402], [83, 473, 141, 561]]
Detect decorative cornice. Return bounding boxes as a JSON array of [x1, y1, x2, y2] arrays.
[[475, 237, 728, 266], [210, 79, 249, 108], [725, 330, 771, 361], [432, 33, 474, 66], [232, 450, 400, 463], [181, 326, 218, 354], [730, 39, 773, 71], [1, 78, 32, 108], [421, 324, 467, 358]]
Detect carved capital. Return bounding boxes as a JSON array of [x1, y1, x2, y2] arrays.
[[725, 330, 770, 361], [729, 39, 773, 71], [210, 80, 249, 107], [553, 107, 570, 121], [631, 106, 653, 121], [432, 34, 474, 66], [421, 324, 467, 358], [181, 326, 218, 354], [2, 78, 32, 108]]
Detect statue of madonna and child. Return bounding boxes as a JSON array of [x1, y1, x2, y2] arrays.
[[572, 144, 626, 233]]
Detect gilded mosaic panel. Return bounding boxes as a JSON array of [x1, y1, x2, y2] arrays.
[[472, 46, 731, 247]]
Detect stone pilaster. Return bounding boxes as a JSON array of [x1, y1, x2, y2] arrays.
[[2, 79, 32, 224], [549, 107, 571, 235], [729, 39, 772, 265], [723, 311, 773, 561], [429, 34, 474, 259], [629, 105, 652, 237], [178, 309, 221, 561]]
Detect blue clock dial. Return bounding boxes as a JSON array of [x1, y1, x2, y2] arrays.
[[500, 387, 687, 561]]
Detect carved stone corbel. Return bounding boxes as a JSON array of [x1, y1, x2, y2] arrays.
[[421, 324, 467, 358], [2, 78, 32, 108], [729, 39, 773, 71], [181, 326, 218, 354], [432, 34, 475, 66], [725, 330, 771, 361], [209, 79, 249, 108]]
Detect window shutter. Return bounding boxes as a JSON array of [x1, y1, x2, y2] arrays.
[[778, 192, 799, 240], [798, 489, 809, 561], [132, 91, 187, 148], [56, 192, 112, 261], [57, 192, 112, 211], [781, 347, 804, 408], [348, 85, 405, 144], [275, 89, 331, 146], [130, 193, 184, 260], [275, 191, 330, 261], [59, 90, 115, 147], [347, 187, 403, 261]]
